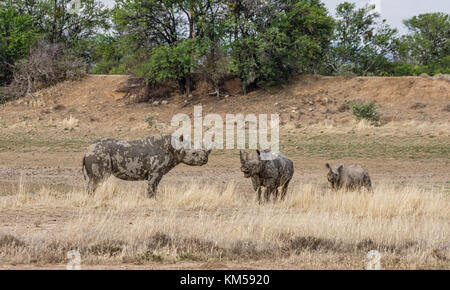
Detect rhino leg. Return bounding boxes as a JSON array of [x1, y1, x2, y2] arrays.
[[263, 187, 270, 202], [280, 179, 291, 201], [273, 188, 280, 201], [255, 187, 262, 203], [87, 178, 100, 195], [364, 175, 373, 192], [263, 178, 277, 202], [251, 177, 262, 203], [147, 173, 163, 198]]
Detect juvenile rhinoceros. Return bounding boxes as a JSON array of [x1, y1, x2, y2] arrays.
[[240, 149, 294, 203], [325, 163, 372, 191], [82, 134, 211, 197]]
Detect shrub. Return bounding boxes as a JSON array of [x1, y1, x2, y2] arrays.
[[6, 40, 85, 100], [0, 91, 7, 104], [144, 116, 155, 127], [350, 101, 380, 123]]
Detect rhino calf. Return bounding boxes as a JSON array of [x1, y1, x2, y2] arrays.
[[325, 163, 372, 191], [240, 149, 294, 203], [82, 134, 211, 197]]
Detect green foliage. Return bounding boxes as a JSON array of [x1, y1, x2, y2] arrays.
[[1, 0, 448, 97], [350, 101, 380, 123], [0, 94, 7, 104], [0, 0, 109, 86], [231, 0, 334, 91], [144, 116, 155, 127], [135, 38, 208, 84], [325, 2, 398, 76], [399, 13, 450, 66], [392, 58, 450, 76], [91, 36, 126, 74], [0, 5, 40, 85]]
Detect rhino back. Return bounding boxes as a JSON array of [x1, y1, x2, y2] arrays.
[[95, 136, 176, 180], [340, 165, 368, 182], [261, 152, 294, 183]]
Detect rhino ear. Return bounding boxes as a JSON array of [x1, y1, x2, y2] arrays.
[[256, 149, 261, 156], [337, 165, 344, 174], [326, 163, 331, 169], [179, 134, 184, 143]]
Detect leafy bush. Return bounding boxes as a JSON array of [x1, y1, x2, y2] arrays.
[[134, 38, 208, 93], [144, 116, 155, 127], [350, 101, 380, 123], [0, 6, 40, 85]]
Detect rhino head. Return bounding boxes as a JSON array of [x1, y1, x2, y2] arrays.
[[181, 148, 211, 166], [240, 149, 263, 178], [170, 134, 211, 166], [326, 163, 343, 188]]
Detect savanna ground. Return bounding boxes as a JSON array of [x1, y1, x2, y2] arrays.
[[0, 75, 449, 269]]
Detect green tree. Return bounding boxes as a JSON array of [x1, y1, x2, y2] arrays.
[[0, 0, 110, 85], [134, 37, 208, 86], [398, 13, 450, 66], [112, 0, 229, 94], [90, 35, 127, 74], [325, 2, 398, 75], [230, 0, 334, 92], [0, 5, 40, 84]]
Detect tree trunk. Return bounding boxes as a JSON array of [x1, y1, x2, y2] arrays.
[[178, 77, 186, 95], [185, 74, 192, 96]]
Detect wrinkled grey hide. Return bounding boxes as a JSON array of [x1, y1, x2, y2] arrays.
[[325, 163, 372, 191], [82, 134, 211, 197], [240, 149, 294, 203]]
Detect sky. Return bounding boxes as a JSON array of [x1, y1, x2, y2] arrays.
[[100, 0, 450, 34]]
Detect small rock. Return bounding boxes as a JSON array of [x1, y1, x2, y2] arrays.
[[152, 100, 160, 106], [161, 100, 168, 105]]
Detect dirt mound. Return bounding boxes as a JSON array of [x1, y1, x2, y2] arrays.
[[26, 74, 129, 106], [1, 74, 449, 136]]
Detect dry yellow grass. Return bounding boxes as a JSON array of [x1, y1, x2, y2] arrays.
[[0, 177, 448, 269], [59, 115, 79, 130], [283, 119, 450, 137]]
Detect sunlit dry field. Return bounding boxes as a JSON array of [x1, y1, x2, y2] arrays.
[[0, 75, 449, 269], [0, 160, 449, 269]]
